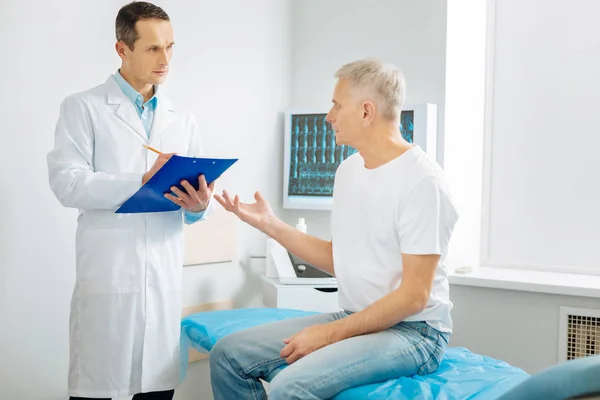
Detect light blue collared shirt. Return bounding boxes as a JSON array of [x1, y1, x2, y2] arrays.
[[113, 70, 158, 137], [113, 70, 206, 223]]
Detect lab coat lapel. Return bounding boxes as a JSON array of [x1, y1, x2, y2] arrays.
[[150, 91, 174, 142], [104, 76, 148, 142]]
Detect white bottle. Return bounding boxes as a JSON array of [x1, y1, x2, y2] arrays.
[[296, 217, 307, 234]]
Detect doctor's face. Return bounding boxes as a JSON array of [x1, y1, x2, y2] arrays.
[[117, 18, 174, 87]]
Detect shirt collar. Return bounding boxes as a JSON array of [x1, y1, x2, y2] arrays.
[[112, 70, 158, 110]]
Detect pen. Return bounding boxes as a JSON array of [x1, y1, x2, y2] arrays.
[[143, 144, 164, 155]]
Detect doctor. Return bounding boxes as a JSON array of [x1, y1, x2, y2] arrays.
[[47, 2, 213, 399]]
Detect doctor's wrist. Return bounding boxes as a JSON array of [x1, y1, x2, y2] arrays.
[[142, 172, 152, 185], [187, 204, 207, 213]]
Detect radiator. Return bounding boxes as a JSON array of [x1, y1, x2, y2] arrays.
[[558, 306, 600, 362]]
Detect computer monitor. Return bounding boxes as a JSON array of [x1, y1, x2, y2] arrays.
[[282, 103, 438, 210]]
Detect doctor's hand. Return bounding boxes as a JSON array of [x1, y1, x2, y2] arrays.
[[214, 190, 274, 231], [164, 174, 215, 213], [142, 153, 175, 185], [280, 324, 336, 364]]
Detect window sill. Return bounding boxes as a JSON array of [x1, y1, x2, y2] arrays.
[[448, 267, 600, 299]]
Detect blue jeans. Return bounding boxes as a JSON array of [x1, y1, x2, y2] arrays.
[[209, 311, 449, 400]]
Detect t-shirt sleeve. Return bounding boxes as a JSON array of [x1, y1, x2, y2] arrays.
[[397, 176, 458, 255]]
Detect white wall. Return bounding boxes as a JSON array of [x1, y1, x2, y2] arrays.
[[449, 285, 600, 374], [0, 1, 291, 399], [483, 0, 600, 274], [282, 0, 448, 239]]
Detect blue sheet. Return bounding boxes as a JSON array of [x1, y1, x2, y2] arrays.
[[180, 308, 529, 399]]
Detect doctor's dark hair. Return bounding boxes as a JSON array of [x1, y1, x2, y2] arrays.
[[115, 1, 170, 50]]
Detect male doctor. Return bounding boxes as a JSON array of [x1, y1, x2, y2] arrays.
[[47, 2, 213, 399]]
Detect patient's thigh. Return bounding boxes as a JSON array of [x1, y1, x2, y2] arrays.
[[231, 312, 339, 351], [215, 312, 340, 379], [269, 326, 431, 399]]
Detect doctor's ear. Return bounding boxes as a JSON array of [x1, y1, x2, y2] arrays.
[[115, 41, 129, 60]]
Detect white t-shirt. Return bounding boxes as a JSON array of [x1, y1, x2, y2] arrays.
[[331, 145, 458, 333]]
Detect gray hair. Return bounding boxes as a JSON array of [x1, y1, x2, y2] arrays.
[[334, 58, 406, 122]]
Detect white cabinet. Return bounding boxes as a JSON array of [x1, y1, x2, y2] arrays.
[[261, 277, 340, 313]]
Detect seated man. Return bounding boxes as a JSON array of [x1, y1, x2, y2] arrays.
[[211, 58, 459, 399]]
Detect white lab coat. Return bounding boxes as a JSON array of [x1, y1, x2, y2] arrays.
[[47, 76, 209, 398]]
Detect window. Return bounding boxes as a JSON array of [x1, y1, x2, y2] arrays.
[[445, 0, 600, 276]]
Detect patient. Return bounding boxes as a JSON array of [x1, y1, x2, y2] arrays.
[[211, 58, 459, 399]]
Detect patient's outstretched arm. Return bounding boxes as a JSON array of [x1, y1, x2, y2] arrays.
[[214, 190, 335, 276]]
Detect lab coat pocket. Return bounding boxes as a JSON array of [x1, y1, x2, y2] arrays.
[[76, 228, 139, 294]]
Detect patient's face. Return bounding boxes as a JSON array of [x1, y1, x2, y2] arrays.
[[326, 79, 363, 146]]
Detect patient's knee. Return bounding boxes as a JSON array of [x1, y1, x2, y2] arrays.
[[209, 330, 253, 372], [209, 334, 236, 370]]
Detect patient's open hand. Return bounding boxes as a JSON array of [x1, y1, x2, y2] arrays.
[[214, 190, 274, 232], [280, 324, 336, 364]]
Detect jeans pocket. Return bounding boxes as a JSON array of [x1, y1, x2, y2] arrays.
[[398, 321, 429, 337]]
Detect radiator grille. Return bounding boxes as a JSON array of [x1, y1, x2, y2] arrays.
[[566, 314, 600, 360], [559, 307, 600, 362]]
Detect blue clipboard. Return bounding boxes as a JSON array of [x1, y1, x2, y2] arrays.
[[116, 155, 238, 214]]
